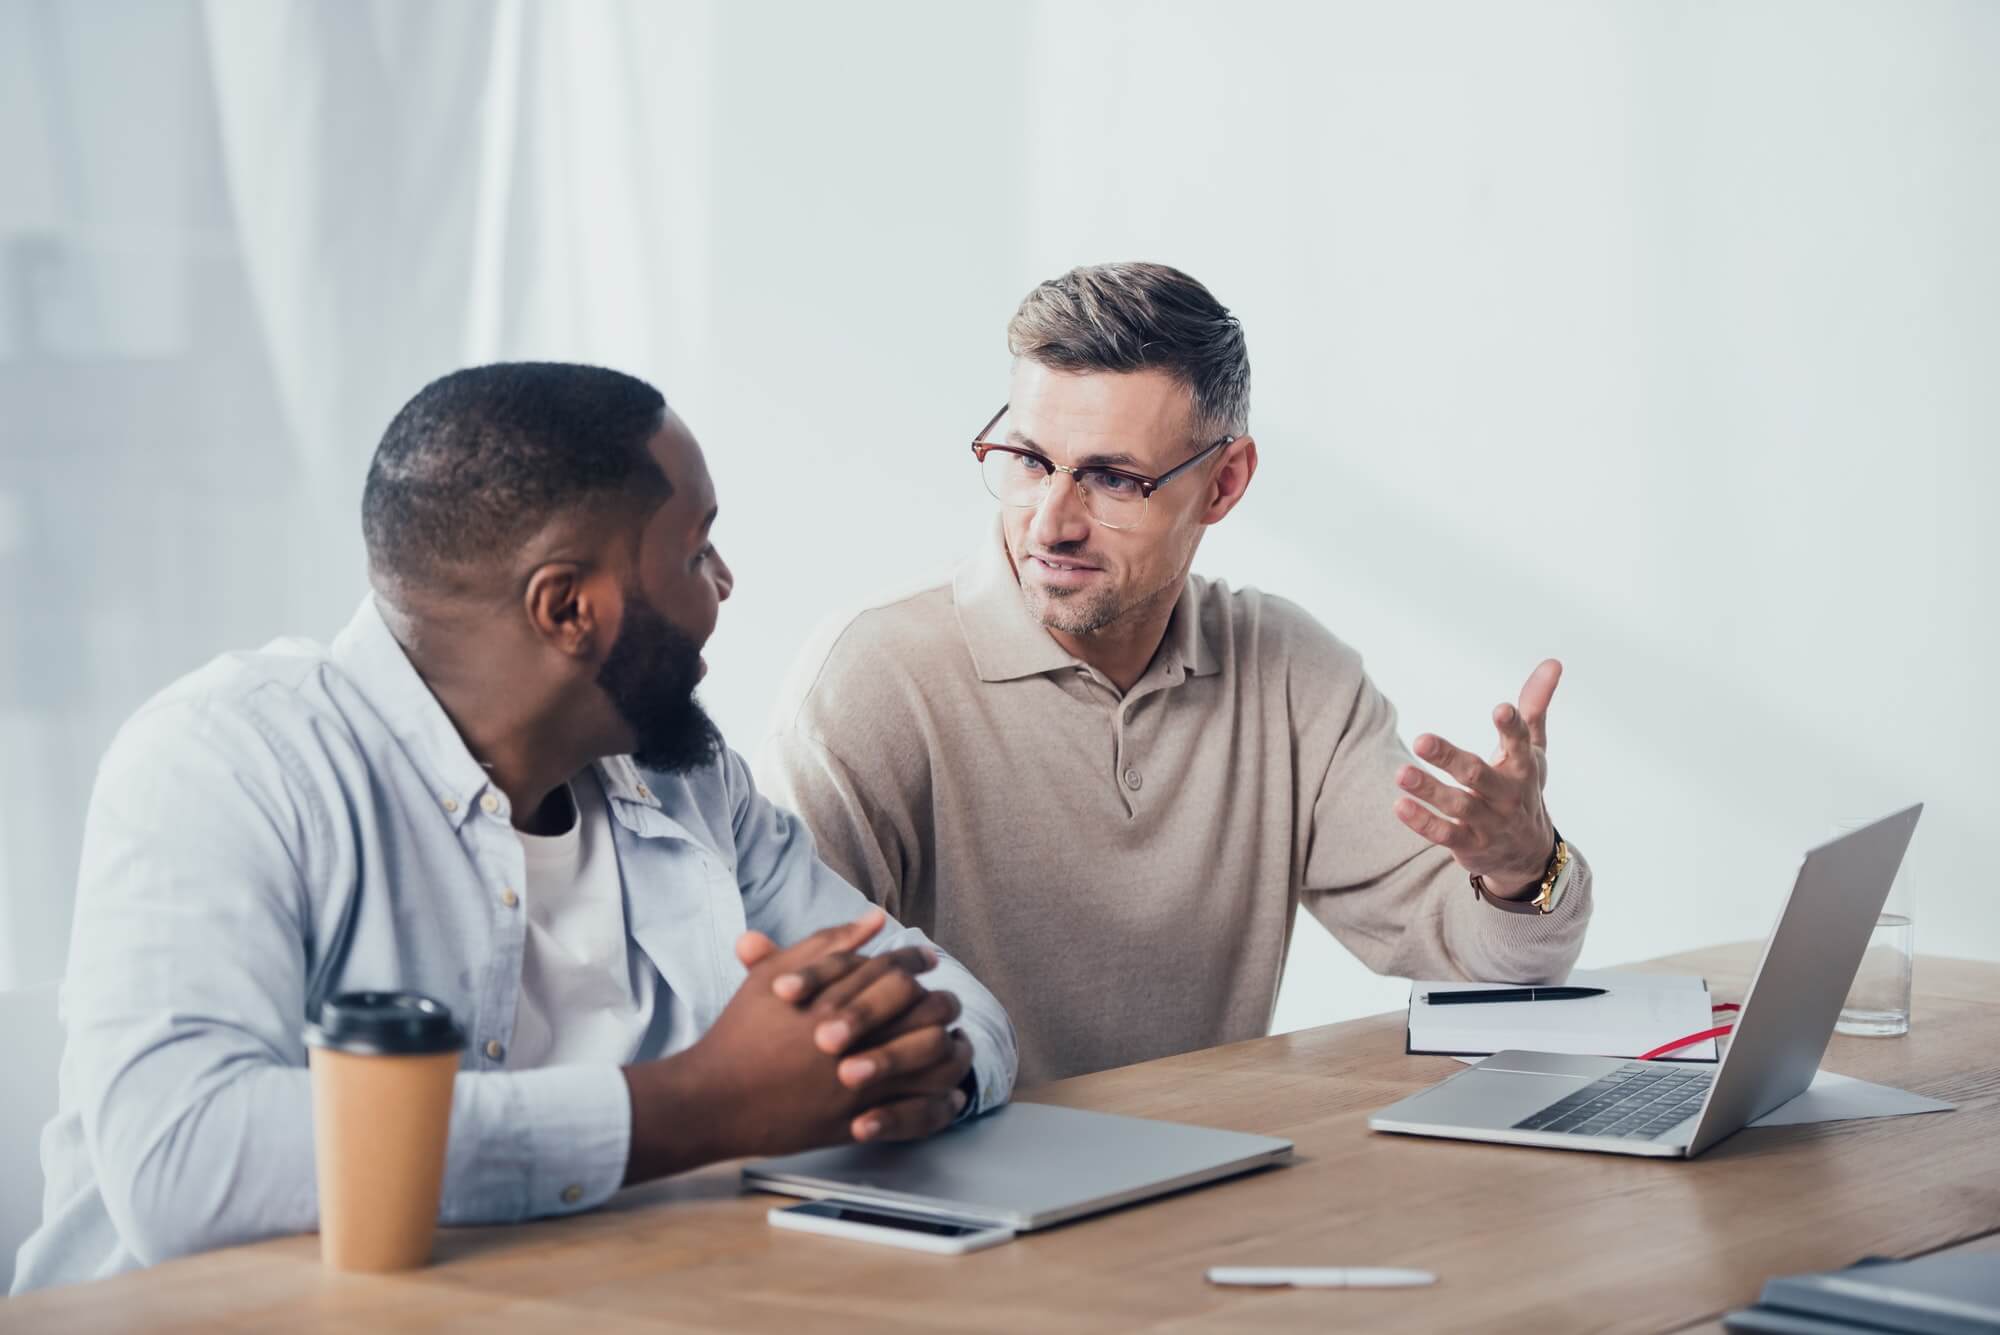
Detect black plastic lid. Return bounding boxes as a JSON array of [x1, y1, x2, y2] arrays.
[[303, 991, 466, 1056]]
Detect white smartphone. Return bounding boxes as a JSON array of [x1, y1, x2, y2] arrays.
[[766, 1199, 1015, 1255]]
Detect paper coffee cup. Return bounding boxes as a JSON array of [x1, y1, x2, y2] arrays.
[[304, 992, 466, 1272]]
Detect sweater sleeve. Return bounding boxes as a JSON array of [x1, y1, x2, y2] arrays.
[[1298, 657, 1593, 986], [755, 723, 920, 925]]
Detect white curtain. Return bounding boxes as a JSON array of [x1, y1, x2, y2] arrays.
[[0, 0, 724, 987], [4, 2, 1995, 1024], [202, 0, 716, 486]]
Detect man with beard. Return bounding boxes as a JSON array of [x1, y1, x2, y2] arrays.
[[13, 363, 1016, 1292]]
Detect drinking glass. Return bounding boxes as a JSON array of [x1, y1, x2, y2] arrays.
[[1832, 818, 1914, 1037]]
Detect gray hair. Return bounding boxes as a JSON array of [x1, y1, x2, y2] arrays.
[[1006, 261, 1250, 443]]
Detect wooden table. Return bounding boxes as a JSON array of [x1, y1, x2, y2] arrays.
[[9, 945, 1998, 1334]]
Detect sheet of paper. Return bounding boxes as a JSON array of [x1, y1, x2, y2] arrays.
[[1435, 1063, 1954, 1129], [1409, 968, 1719, 1062], [1747, 1070, 1955, 1127]]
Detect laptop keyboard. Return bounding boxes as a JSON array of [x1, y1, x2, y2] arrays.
[[1510, 1062, 1713, 1140]]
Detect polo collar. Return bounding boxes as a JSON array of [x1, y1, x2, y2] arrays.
[[952, 521, 1222, 685], [1170, 571, 1222, 679]]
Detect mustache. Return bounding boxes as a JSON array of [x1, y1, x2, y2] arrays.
[[1023, 544, 1103, 566]]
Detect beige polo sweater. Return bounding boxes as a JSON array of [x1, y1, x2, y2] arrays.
[[757, 527, 1592, 1087]]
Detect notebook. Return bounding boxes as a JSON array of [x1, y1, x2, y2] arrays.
[[1406, 968, 1720, 1062], [1725, 1251, 2000, 1334]]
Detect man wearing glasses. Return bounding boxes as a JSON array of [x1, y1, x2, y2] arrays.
[[758, 262, 1590, 1087]]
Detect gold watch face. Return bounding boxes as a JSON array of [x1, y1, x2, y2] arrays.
[[1537, 841, 1571, 913]]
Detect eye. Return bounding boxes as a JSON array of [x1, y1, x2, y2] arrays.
[[692, 544, 714, 568], [1084, 469, 1142, 498], [1011, 451, 1053, 476]]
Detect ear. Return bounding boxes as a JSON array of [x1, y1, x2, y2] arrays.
[[1198, 436, 1258, 526], [522, 562, 612, 662]]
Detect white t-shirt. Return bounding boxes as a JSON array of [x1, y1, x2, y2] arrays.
[[510, 771, 657, 1068]]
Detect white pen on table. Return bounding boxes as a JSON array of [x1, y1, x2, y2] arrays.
[[1206, 1267, 1437, 1289]]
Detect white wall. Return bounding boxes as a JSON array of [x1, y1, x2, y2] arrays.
[[3, 1, 1994, 1036]]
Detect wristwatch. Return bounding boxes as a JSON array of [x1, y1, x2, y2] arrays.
[[1472, 829, 1572, 915]]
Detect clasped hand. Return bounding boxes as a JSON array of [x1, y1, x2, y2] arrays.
[[682, 909, 972, 1159]]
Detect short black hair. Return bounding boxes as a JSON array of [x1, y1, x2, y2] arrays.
[[362, 362, 669, 582]]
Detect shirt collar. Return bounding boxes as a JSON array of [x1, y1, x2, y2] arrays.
[[1170, 570, 1222, 679], [328, 596, 664, 829], [952, 520, 1221, 685], [594, 754, 664, 810]]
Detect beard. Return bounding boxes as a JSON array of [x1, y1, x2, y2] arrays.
[[1014, 537, 1126, 636], [1012, 527, 1197, 642], [1019, 580, 1123, 636], [595, 589, 721, 774]]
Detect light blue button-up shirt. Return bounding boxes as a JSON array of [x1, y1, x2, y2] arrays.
[[13, 598, 1017, 1293]]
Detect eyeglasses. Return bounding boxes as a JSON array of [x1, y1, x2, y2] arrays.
[[968, 403, 1236, 531]]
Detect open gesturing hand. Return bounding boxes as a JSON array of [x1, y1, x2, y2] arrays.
[[1392, 658, 1563, 897]]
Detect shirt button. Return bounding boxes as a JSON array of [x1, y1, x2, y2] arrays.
[[479, 793, 501, 815], [1123, 767, 1143, 791], [636, 783, 652, 801], [500, 887, 519, 909], [561, 1185, 583, 1205], [441, 797, 459, 814], [484, 1039, 505, 1061]]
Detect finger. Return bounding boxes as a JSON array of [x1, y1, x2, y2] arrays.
[[885, 1031, 976, 1096], [814, 970, 927, 1054], [837, 1024, 958, 1089], [764, 909, 892, 998], [851, 1089, 966, 1144], [772, 910, 887, 971], [1395, 795, 1468, 849], [1490, 702, 1535, 777], [798, 945, 936, 1009], [735, 931, 778, 970], [770, 950, 860, 1003], [1412, 733, 1499, 795], [851, 988, 964, 1048], [1517, 658, 1562, 749], [867, 1031, 975, 1103], [806, 955, 902, 1015], [1395, 764, 1474, 819], [841, 1000, 966, 1081]]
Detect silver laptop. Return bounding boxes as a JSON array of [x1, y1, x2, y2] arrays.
[[1369, 804, 1921, 1159], [743, 1100, 1292, 1229]]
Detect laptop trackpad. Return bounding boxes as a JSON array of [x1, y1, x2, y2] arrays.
[[1475, 1049, 1628, 1078]]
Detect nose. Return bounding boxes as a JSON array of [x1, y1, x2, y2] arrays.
[[1025, 470, 1093, 549], [712, 548, 735, 603]]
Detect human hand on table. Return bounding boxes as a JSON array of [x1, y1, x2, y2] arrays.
[[741, 909, 974, 1144], [620, 911, 967, 1184]]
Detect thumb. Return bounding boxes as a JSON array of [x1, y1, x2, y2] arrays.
[[829, 905, 888, 952], [1517, 658, 1562, 748], [735, 931, 779, 969], [758, 906, 890, 976]]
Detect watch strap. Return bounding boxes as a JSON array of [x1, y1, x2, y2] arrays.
[[1471, 830, 1569, 915]]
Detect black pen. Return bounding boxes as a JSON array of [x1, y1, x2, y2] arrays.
[[1424, 986, 1607, 1005]]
